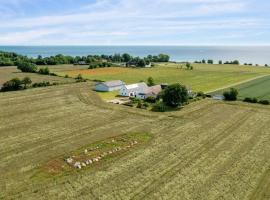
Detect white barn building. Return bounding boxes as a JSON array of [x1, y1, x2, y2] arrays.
[[95, 80, 125, 92], [119, 82, 148, 97]]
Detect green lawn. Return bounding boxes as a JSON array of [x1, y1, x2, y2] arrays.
[[96, 90, 119, 101], [55, 63, 270, 92], [210, 75, 270, 100]]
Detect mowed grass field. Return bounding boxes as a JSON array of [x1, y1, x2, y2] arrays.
[[210, 75, 270, 100], [1, 83, 270, 199], [0, 66, 76, 88], [54, 63, 270, 92]]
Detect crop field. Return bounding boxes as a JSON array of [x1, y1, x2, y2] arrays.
[[1, 83, 270, 199], [210, 75, 270, 100], [0, 66, 75, 87], [55, 63, 270, 92]]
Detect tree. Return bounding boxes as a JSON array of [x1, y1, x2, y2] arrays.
[[17, 62, 37, 73], [122, 53, 132, 62], [202, 59, 206, 64], [207, 59, 214, 64], [223, 88, 238, 101], [186, 62, 193, 70], [21, 77, 32, 89], [219, 60, 223, 64], [137, 59, 146, 67], [162, 83, 188, 107], [147, 77, 155, 86], [1, 78, 22, 92]]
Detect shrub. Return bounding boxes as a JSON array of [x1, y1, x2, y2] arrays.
[[17, 62, 37, 73], [38, 67, 50, 75], [197, 91, 206, 98], [243, 97, 253, 103], [64, 75, 69, 78], [1, 78, 23, 92], [21, 77, 32, 89], [147, 77, 155, 86], [145, 96, 157, 103], [259, 100, 270, 105], [152, 101, 166, 112], [32, 81, 51, 88], [223, 88, 238, 101], [143, 102, 150, 108], [251, 98, 258, 103], [75, 74, 86, 82]]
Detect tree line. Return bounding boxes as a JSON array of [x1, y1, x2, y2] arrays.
[[0, 51, 170, 67]]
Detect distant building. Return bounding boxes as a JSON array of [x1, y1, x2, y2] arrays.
[[213, 94, 225, 100], [95, 80, 125, 92], [137, 85, 162, 99], [74, 61, 87, 65], [119, 82, 148, 97]]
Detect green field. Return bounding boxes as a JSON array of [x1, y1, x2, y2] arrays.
[[1, 83, 270, 199], [210, 75, 270, 100], [55, 63, 270, 92]]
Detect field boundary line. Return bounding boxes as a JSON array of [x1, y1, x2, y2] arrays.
[[206, 75, 270, 94]]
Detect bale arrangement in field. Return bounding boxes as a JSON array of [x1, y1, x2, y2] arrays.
[[65, 140, 138, 170]]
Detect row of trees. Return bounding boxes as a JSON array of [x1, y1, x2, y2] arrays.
[[0, 51, 170, 67], [195, 59, 240, 65]]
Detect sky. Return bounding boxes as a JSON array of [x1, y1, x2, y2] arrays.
[[0, 0, 269, 45]]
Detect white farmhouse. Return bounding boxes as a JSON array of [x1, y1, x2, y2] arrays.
[[95, 80, 125, 92], [119, 82, 148, 97]]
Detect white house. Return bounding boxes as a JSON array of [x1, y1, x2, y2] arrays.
[[137, 85, 162, 99], [119, 82, 148, 97], [95, 80, 125, 92]]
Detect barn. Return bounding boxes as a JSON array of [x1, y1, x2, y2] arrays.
[[119, 82, 148, 97], [95, 80, 125, 92]]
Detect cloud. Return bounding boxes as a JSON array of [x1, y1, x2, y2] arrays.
[[0, 0, 269, 45]]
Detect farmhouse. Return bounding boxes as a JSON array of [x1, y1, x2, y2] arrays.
[[137, 85, 162, 99], [119, 82, 148, 97], [95, 80, 125, 92]]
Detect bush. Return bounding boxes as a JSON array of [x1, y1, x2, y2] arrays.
[[145, 96, 157, 103], [143, 102, 150, 108], [38, 67, 50, 75], [75, 74, 86, 82], [243, 97, 253, 103], [259, 100, 270, 105], [17, 62, 37, 73], [251, 98, 258, 103], [147, 77, 155, 86], [196, 91, 206, 98], [32, 81, 51, 88], [152, 101, 166, 112], [1, 78, 23, 92], [223, 88, 238, 101], [64, 75, 69, 78]]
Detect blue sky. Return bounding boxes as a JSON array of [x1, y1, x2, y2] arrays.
[[0, 0, 269, 45]]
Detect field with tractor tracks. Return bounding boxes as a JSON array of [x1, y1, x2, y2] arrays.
[[0, 83, 270, 199]]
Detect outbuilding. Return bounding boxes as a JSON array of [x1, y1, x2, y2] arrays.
[[137, 85, 162, 99], [95, 80, 125, 92]]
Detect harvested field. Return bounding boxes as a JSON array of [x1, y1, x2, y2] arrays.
[[0, 83, 270, 199]]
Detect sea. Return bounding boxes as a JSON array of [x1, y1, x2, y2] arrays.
[[0, 46, 270, 65]]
